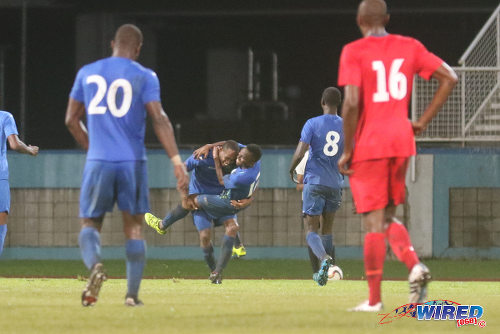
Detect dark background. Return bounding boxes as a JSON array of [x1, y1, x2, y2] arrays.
[[0, 0, 498, 148]]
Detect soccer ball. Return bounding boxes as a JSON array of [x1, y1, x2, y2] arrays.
[[328, 265, 343, 280]]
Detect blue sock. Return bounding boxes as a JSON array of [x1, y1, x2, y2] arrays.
[[215, 235, 235, 273], [162, 205, 189, 229], [321, 234, 335, 262], [306, 232, 327, 261], [126, 239, 146, 297], [234, 232, 242, 248], [0, 225, 7, 257], [202, 245, 216, 271], [78, 227, 101, 270]]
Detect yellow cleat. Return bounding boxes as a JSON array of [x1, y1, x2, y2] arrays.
[[144, 213, 167, 235], [232, 246, 247, 259]]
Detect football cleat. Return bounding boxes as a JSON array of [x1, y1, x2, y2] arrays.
[[209, 271, 222, 284], [124, 294, 144, 307], [81, 263, 107, 307], [348, 300, 383, 312], [409, 263, 431, 303], [232, 246, 247, 259], [313, 257, 333, 286], [145, 213, 167, 235]]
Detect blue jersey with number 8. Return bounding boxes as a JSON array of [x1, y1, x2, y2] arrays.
[[70, 57, 161, 161], [299, 114, 344, 189]]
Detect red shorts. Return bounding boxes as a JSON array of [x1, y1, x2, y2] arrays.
[[349, 157, 409, 213]]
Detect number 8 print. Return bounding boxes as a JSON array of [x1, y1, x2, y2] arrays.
[[323, 131, 340, 157]]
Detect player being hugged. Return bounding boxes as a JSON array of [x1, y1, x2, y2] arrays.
[[65, 24, 188, 307], [289, 87, 344, 286], [337, 0, 457, 311]]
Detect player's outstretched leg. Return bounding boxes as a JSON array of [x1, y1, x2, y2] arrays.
[[144, 212, 167, 235], [125, 239, 146, 307], [202, 244, 216, 272], [385, 219, 430, 303], [409, 263, 431, 303], [210, 235, 235, 284], [306, 231, 331, 286], [82, 262, 107, 306]]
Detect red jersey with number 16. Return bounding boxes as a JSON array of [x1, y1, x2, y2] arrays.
[[338, 34, 443, 162]]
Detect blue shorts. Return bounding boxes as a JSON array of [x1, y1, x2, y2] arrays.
[[79, 160, 150, 218], [302, 184, 342, 216], [0, 179, 10, 213], [196, 194, 238, 222], [192, 210, 233, 231]]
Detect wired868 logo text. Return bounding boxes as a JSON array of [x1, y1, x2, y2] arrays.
[[378, 300, 487, 328]]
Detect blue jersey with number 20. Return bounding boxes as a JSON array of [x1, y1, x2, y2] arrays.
[[300, 114, 344, 189], [69, 57, 161, 161]]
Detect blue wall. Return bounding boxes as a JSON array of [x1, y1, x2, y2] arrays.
[[8, 149, 297, 189], [429, 149, 500, 258]]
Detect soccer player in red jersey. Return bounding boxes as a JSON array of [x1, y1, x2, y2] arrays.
[[337, 0, 457, 311]]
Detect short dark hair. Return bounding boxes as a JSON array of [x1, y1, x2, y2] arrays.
[[222, 140, 239, 152], [246, 144, 262, 163], [321, 87, 341, 107]]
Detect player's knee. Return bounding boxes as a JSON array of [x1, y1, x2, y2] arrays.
[[226, 223, 239, 236]]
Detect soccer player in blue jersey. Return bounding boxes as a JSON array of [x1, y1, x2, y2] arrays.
[[0, 111, 39, 257], [289, 87, 344, 286], [145, 140, 251, 271], [65, 24, 188, 307], [195, 144, 261, 284]]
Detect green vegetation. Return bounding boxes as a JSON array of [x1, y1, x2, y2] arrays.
[[1, 259, 500, 280]]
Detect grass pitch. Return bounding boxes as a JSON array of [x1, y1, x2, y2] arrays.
[[0, 278, 498, 334]]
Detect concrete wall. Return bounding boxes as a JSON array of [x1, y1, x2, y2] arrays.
[[2, 148, 500, 259]]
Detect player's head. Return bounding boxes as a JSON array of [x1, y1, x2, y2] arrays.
[[236, 144, 262, 168], [111, 24, 143, 60], [321, 87, 341, 114], [219, 140, 239, 167], [357, 0, 389, 35]]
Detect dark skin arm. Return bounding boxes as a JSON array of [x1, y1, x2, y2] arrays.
[[64, 98, 89, 150], [7, 135, 39, 156], [295, 174, 304, 191], [212, 146, 225, 185], [412, 64, 458, 135], [289, 141, 309, 182], [145, 101, 189, 194], [337, 85, 359, 176], [193, 140, 226, 159]]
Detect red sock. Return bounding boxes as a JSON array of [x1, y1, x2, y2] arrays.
[[385, 220, 419, 272], [364, 233, 386, 305]]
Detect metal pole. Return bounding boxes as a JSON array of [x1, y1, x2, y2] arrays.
[[248, 48, 254, 100], [20, 0, 27, 140], [272, 52, 278, 101], [461, 70, 466, 146]]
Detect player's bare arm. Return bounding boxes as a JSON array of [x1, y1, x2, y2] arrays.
[[145, 101, 189, 193], [65, 97, 89, 150], [338, 85, 359, 175], [289, 141, 309, 181], [7, 134, 39, 156], [193, 140, 226, 159], [212, 146, 225, 185], [412, 63, 458, 135]]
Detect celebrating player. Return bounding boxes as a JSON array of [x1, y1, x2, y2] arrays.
[[0, 112, 39, 257], [289, 87, 344, 286], [65, 24, 188, 307], [145, 140, 251, 273], [337, 0, 457, 311]]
